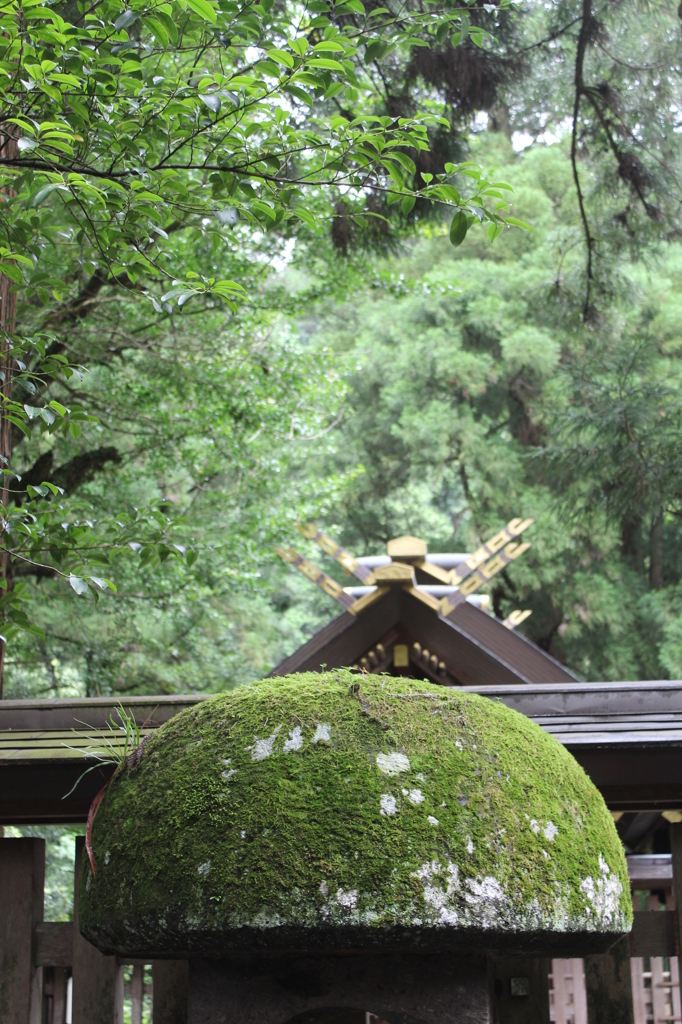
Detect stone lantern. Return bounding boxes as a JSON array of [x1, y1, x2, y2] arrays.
[[79, 671, 632, 1024]]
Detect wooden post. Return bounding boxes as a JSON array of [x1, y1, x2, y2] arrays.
[[670, 822, 682, 955], [584, 936, 634, 1024], [52, 968, 68, 1024], [131, 963, 143, 1024], [71, 836, 120, 1024], [491, 957, 550, 1024], [152, 961, 189, 1024], [0, 837, 44, 1024]]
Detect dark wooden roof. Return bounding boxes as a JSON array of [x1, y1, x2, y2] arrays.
[[3, 680, 682, 823], [271, 587, 577, 686]]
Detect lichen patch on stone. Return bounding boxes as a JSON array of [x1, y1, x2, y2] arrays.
[[380, 794, 397, 816], [247, 726, 281, 761], [376, 751, 410, 775], [283, 726, 303, 752], [312, 723, 331, 743], [580, 854, 624, 927], [336, 888, 358, 909]]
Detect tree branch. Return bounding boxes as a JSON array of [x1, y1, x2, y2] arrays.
[[571, 0, 594, 320], [15, 446, 121, 504]]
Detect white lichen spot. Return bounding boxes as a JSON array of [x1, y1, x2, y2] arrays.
[[247, 725, 282, 761], [104, 851, 111, 866], [336, 888, 358, 909], [580, 854, 623, 926], [412, 860, 460, 926], [415, 772, 426, 781], [542, 849, 550, 860], [464, 876, 508, 925], [455, 740, 463, 750], [197, 860, 211, 876], [376, 751, 410, 775], [529, 819, 541, 834], [240, 830, 246, 839], [319, 880, 328, 896], [544, 821, 559, 842], [466, 837, 474, 855], [428, 815, 439, 826], [408, 789, 425, 805], [312, 723, 331, 743], [380, 794, 397, 816], [283, 726, 303, 753]]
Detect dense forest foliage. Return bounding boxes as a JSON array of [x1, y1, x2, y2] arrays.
[[3, 0, 682, 697]]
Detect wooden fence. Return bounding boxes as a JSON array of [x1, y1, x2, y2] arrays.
[[550, 958, 682, 1024]]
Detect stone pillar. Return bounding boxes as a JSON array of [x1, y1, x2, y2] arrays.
[[188, 953, 490, 1024], [584, 936, 634, 1024], [0, 837, 45, 1024], [490, 957, 550, 1024], [71, 836, 120, 1024], [152, 961, 189, 1024]]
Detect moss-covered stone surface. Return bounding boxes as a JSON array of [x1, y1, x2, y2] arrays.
[[80, 671, 631, 957]]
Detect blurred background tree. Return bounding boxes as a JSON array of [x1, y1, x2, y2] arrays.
[[5, 0, 682, 697]]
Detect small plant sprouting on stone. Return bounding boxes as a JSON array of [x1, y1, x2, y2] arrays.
[[62, 704, 156, 877]]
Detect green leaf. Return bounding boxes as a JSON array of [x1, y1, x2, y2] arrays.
[[32, 183, 69, 206], [199, 93, 222, 113], [450, 211, 468, 248], [69, 574, 89, 596], [184, 0, 218, 22], [307, 58, 344, 71], [267, 49, 294, 68], [401, 195, 416, 215], [0, 263, 23, 284], [505, 217, 534, 230], [364, 41, 386, 63]]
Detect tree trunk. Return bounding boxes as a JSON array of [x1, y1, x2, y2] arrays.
[[650, 511, 664, 591], [0, 134, 18, 698]]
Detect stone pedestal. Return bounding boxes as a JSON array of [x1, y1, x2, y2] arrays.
[[188, 953, 490, 1024]]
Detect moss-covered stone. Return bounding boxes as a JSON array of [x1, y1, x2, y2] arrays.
[[80, 671, 632, 957]]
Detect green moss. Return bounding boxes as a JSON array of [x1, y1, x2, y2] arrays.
[[79, 671, 632, 956]]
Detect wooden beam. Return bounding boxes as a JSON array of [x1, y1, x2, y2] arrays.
[[35, 922, 72, 967], [0, 837, 44, 1024], [72, 836, 120, 1024]]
